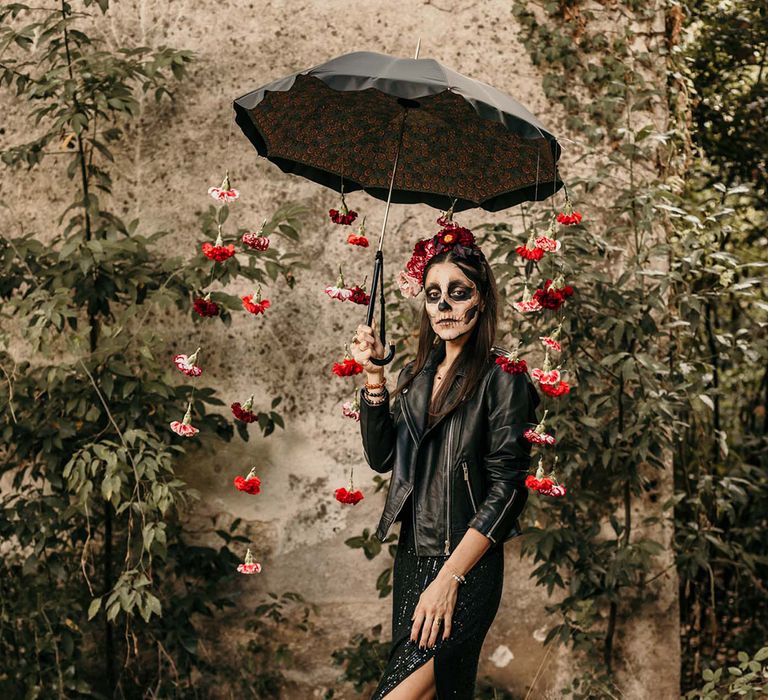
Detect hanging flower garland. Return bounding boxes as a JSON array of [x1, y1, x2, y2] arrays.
[[511, 188, 583, 499]]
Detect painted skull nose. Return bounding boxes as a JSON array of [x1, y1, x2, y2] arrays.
[[437, 299, 451, 311]]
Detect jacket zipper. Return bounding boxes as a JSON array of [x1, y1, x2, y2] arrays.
[[488, 488, 518, 541], [462, 460, 477, 513], [444, 414, 456, 555]]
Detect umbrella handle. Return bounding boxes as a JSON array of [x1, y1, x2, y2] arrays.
[[365, 249, 395, 366]]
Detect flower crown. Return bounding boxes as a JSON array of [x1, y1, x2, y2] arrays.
[[397, 206, 486, 299]]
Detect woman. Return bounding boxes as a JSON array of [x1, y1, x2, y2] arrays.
[[350, 225, 541, 699]]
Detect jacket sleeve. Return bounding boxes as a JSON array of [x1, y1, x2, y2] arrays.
[[466, 364, 540, 544], [358, 365, 410, 474]]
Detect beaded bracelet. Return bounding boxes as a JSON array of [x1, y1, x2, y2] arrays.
[[444, 564, 466, 585], [364, 376, 386, 390]]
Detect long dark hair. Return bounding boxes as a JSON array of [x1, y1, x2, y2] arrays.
[[391, 247, 500, 423]]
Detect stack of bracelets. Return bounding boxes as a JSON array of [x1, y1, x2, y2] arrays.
[[364, 375, 387, 405]]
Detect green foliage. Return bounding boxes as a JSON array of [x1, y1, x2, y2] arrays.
[[330, 623, 390, 692], [0, 1, 309, 696], [682, 646, 768, 699]]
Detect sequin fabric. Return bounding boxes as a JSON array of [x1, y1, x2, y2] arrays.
[[370, 493, 504, 699]]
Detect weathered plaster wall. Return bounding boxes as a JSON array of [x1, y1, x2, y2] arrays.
[[1, 0, 679, 697]]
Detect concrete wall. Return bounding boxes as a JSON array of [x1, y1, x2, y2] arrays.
[[1, 1, 679, 697]]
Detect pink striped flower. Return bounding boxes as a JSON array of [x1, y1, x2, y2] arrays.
[[208, 171, 240, 203], [173, 347, 202, 377], [170, 402, 199, 437], [237, 548, 262, 574]]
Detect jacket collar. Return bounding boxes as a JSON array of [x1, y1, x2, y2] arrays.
[[401, 342, 465, 445]]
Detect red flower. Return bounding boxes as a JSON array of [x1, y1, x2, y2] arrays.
[[234, 467, 261, 494], [170, 402, 199, 437], [242, 285, 270, 315], [347, 285, 370, 306], [540, 380, 571, 397], [556, 211, 582, 226], [329, 194, 358, 225], [237, 548, 262, 574], [242, 232, 270, 250], [334, 487, 364, 505], [333, 358, 364, 377], [347, 233, 369, 247], [208, 171, 240, 203], [193, 292, 220, 317], [515, 243, 545, 261], [202, 228, 236, 262], [173, 347, 202, 376], [556, 197, 583, 226], [436, 225, 474, 248], [496, 356, 528, 374], [533, 278, 574, 310], [232, 394, 258, 423]]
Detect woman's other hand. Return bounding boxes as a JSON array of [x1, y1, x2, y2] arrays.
[[409, 573, 459, 648]]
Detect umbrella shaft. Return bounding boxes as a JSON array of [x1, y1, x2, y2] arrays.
[[377, 109, 408, 253]]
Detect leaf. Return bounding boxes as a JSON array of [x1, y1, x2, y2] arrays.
[[88, 597, 102, 620]]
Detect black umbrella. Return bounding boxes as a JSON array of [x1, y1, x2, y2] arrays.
[[233, 48, 565, 365]]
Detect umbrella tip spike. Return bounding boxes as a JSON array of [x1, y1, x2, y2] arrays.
[[414, 37, 421, 59]]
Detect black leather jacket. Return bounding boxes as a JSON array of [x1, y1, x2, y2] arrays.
[[359, 343, 541, 556]]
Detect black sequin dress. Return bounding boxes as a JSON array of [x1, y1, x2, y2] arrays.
[[370, 490, 505, 699]]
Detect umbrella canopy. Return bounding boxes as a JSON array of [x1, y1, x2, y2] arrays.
[[233, 51, 564, 212]]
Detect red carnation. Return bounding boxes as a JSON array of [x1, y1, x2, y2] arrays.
[[533, 277, 574, 310], [496, 356, 528, 374], [334, 487, 364, 505], [234, 467, 261, 494], [556, 197, 583, 226], [242, 232, 270, 250], [516, 243, 545, 261], [242, 285, 270, 315], [202, 228, 236, 262], [232, 394, 258, 423], [347, 285, 371, 306], [347, 233, 369, 247], [333, 358, 364, 377], [540, 380, 571, 397], [193, 292, 220, 317]]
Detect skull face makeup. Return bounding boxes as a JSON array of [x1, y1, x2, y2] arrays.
[[423, 261, 484, 341]]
